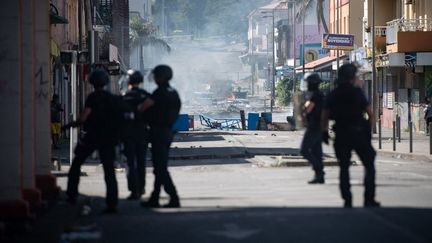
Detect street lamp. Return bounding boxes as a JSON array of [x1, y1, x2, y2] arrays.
[[261, 10, 275, 113]]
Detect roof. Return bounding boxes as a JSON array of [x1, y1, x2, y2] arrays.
[[295, 55, 348, 72]]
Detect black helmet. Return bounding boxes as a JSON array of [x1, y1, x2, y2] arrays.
[[337, 63, 357, 85], [152, 65, 173, 82], [305, 73, 322, 84], [305, 73, 321, 91], [89, 69, 109, 87], [127, 69, 143, 84]]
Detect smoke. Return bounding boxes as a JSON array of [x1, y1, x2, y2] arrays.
[[158, 37, 251, 114]]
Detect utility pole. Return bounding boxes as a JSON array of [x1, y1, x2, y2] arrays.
[[292, 2, 296, 91], [70, 51, 78, 165], [250, 16, 256, 95], [271, 10, 275, 113], [373, 0, 381, 147], [302, 0, 305, 77], [372, 0, 377, 134], [336, 0, 340, 79]]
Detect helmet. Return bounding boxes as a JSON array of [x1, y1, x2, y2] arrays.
[[337, 63, 357, 85], [127, 69, 143, 84], [305, 73, 322, 91], [305, 73, 322, 85], [89, 69, 109, 87], [152, 65, 173, 82]]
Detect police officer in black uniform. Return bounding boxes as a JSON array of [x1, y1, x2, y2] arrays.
[[122, 70, 150, 200], [138, 65, 181, 208], [322, 64, 380, 208], [300, 73, 325, 184], [65, 69, 119, 213]]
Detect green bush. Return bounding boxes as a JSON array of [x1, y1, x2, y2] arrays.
[[276, 77, 296, 106]]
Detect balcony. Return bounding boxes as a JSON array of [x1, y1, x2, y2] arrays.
[[386, 18, 432, 53], [373, 26, 387, 52]]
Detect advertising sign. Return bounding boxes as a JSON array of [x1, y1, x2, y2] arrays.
[[322, 34, 354, 50], [300, 43, 329, 65]]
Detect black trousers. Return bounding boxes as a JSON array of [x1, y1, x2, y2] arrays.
[[149, 127, 178, 201], [124, 136, 148, 195], [67, 136, 118, 208], [300, 126, 324, 175], [334, 126, 376, 202]]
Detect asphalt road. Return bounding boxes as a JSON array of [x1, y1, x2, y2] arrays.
[[33, 155, 432, 243]]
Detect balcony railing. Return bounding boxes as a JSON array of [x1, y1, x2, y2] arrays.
[[386, 18, 432, 44], [387, 18, 432, 32], [375, 26, 387, 36]]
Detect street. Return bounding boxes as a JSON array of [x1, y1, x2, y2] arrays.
[[19, 131, 432, 243]]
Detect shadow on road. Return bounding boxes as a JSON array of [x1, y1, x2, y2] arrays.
[[14, 193, 432, 243]]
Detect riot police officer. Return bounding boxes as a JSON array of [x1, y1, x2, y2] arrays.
[[122, 70, 150, 200], [65, 69, 119, 213], [322, 64, 380, 208], [138, 65, 181, 208], [300, 73, 325, 184]]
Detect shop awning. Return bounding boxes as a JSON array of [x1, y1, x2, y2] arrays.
[[295, 55, 347, 73]]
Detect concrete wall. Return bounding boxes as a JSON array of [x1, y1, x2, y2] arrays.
[[367, 0, 397, 26], [0, 0, 59, 219], [349, 0, 364, 48]]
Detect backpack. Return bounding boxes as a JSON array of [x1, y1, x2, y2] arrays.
[[108, 94, 135, 143]]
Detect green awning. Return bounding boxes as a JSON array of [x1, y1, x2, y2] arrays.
[[50, 12, 68, 24]]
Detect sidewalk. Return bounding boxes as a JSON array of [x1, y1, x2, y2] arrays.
[[52, 128, 432, 166], [372, 127, 432, 162]]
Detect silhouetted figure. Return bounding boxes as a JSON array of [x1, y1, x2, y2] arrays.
[[424, 97, 432, 135], [139, 65, 181, 208], [300, 73, 325, 184], [322, 64, 380, 208], [65, 69, 118, 214], [51, 94, 63, 149], [122, 70, 150, 200]]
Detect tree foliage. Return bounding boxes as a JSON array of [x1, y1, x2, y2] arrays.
[[295, 0, 328, 33], [276, 77, 296, 106]]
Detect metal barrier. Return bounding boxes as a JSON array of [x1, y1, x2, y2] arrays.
[[199, 114, 242, 130]]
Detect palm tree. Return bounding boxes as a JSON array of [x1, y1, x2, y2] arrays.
[[129, 16, 171, 73], [295, 0, 329, 34]]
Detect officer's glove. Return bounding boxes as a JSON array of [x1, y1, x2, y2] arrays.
[[322, 131, 330, 144]]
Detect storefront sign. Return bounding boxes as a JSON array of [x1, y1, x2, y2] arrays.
[[300, 43, 329, 65], [322, 34, 354, 50]]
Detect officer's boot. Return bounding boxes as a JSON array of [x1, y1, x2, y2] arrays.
[[308, 172, 325, 184], [163, 195, 181, 208], [140, 193, 160, 208], [344, 198, 352, 208], [364, 199, 380, 208]]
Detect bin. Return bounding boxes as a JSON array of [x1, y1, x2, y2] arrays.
[[261, 112, 272, 123], [247, 113, 259, 130], [173, 114, 189, 131]]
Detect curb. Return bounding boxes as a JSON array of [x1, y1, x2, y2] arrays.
[[376, 150, 432, 162]]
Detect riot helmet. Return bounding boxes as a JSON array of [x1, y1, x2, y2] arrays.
[[127, 69, 144, 84], [89, 69, 109, 88], [152, 65, 173, 84], [305, 73, 322, 91], [336, 63, 357, 86]]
